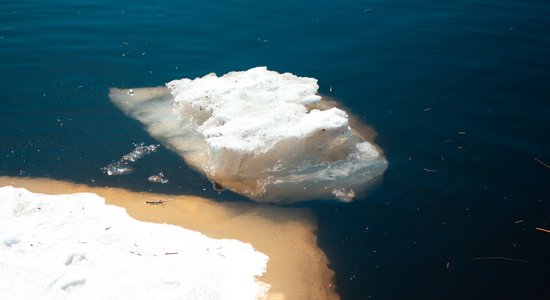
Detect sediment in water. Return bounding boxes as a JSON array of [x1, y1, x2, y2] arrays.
[[0, 176, 339, 300]]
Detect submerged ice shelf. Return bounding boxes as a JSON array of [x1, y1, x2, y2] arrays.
[[0, 186, 269, 299], [109, 67, 388, 202]]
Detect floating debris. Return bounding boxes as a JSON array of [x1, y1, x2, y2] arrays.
[[535, 227, 550, 234], [534, 157, 550, 169], [101, 143, 159, 176], [470, 257, 542, 266], [122, 47, 140, 57], [148, 172, 169, 184]]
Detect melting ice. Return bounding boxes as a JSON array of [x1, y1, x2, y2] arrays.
[[101, 143, 159, 176], [148, 172, 169, 184], [109, 67, 388, 202]]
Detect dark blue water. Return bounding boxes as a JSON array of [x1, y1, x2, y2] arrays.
[[1, 0, 549, 299]]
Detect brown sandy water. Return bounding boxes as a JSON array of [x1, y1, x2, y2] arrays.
[[0, 176, 339, 300]]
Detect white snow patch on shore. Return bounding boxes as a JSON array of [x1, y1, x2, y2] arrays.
[[0, 186, 269, 300]]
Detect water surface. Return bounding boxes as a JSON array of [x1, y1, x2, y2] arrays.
[[1, 0, 549, 299]]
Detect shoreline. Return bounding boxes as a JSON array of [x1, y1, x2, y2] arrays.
[[0, 176, 339, 300]]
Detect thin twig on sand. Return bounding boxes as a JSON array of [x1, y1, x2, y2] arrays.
[[145, 199, 171, 205]]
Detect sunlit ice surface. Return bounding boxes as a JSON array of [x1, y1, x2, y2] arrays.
[[0, 186, 270, 300], [109, 67, 388, 203]]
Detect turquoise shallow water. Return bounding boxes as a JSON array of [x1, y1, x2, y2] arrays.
[[1, 0, 549, 299]]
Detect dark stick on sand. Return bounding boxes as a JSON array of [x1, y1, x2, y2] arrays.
[[145, 199, 170, 205]]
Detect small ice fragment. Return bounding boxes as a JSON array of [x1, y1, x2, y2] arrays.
[[148, 172, 169, 184], [101, 163, 134, 176], [121, 143, 159, 162], [101, 143, 159, 176]]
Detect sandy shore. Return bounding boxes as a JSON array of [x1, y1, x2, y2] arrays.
[[0, 176, 339, 300]]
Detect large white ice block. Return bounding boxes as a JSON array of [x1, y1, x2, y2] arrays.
[[109, 67, 388, 202]]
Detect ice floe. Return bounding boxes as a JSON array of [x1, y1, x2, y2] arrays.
[[109, 67, 388, 202]]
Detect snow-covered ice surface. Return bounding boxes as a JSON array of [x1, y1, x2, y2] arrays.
[[109, 67, 388, 203], [0, 186, 270, 300]]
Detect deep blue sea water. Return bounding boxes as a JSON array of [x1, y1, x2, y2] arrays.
[[1, 0, 549, 299]]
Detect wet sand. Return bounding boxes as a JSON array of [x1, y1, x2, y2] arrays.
[[0, 176, 339, 300]]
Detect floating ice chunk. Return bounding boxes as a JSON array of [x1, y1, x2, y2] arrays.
[[109, 67, 388, 202], [148, 172, 169, 184]]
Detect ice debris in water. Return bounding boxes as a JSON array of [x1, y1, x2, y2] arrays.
[[147, 172, 169, 184], [332, 188, 355, 203], [121, 143, 159, 162], [108, 67, 388, 203], [101, 143, 159, 176], [101, 162, 134, 176]]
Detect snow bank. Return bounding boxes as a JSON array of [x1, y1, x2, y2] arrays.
[[0, 186, 270, 299], [109, 67, 388, 202]]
